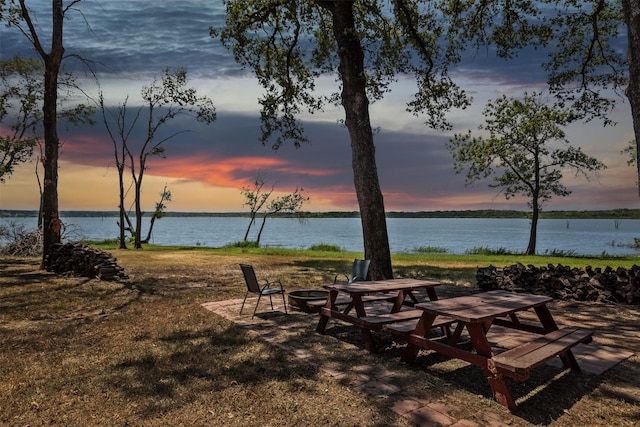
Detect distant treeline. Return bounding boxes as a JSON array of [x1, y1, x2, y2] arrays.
[[2, 208, 640, 219]]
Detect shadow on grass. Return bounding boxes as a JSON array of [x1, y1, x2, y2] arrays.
[[108, 322, 324, 419], [393, 264, 477, 284], [0, 258, 145, 323], [292, 258, 356, 277], [0, 259, 56, 288]]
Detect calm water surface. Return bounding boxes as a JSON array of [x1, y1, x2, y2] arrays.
[[2, 216, 640, 256]]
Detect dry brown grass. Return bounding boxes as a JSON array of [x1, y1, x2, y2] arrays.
[[1, 249, 638, 426]]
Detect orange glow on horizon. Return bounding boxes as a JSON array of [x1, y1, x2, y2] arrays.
[[0, 160, 354, 212], [3, 135, 640, 213]]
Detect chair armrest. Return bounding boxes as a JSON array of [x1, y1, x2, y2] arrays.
[[334, 273, 349, 283], [261, 278, 285, 292]]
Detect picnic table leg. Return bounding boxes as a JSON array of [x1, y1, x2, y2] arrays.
[[343, 301, 355, 315], [534, 305, 559, 332], [486, 365, 517, 409], [349, 295, 378, 352], [420, 287, 444, 335], [352, 295, 366, 317], [316, 290, 338, 334], [394, 286, 437, 311], [401, 342, 421, 363], [400, 313, 436, 363], [391, 291, 406, 312], [405, 291, 418, 306], [316, 313, 329, 334], [466, 323, 517, 409], [362, 330, 376, 352], [447, 322, 465, 345], [532, 304, 579, 369]]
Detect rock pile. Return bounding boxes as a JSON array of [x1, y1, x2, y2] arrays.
[[476, 263, 640, 305], [45, 242, 128, 281]]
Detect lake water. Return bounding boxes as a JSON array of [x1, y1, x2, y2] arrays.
[[2, 216, 640, 256]]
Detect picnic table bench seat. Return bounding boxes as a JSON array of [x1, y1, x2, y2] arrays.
[[356, 309, 425, 331], [384, 316, 457, 340], [306, 293, 397, 312], [492, 326, 593, 380]]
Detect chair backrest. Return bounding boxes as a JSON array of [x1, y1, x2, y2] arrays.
[[349, 259, 370, 282], [240, 264, 261, 293]]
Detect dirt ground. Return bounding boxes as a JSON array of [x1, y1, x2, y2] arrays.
[[1, 252, 639, 426]]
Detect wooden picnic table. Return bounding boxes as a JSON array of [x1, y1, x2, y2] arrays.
[[315, 278, 442, 352], [398, 290, 593, 409]]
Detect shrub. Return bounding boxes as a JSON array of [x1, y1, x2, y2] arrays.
[[81, 238, 121, 246], [224, 240, 259, 249], [466, 246, 518, 255], [413, 246, 448, 254], [308, 243, 343, 252], [543, 248, 578, 257]]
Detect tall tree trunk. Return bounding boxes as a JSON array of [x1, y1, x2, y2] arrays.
[[256, 215, 269, 244], [141, 185, 170, 244], [526, 152, 541, 255], [327, 0, 393, 279], [117, 158, 128, 248], [39, 0, 64, 267], [130, 149, 145, 249], [622, 0, 640, 196], [142, 215, 156, 244], [134, 173, 143, 249], [243, 215, 255, 241], [526, 202, 539, 255]]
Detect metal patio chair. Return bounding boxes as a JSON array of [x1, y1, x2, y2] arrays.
[[239, 264, 288, 318], [334, 258, 371, 283]]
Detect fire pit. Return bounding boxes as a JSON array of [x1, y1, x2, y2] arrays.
[[287, 289, 329, 313]]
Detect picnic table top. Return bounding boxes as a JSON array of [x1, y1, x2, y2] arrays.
[[323, 278, 440, 294], [414, 290, 553, 323]]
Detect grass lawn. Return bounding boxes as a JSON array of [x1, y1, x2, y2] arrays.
[[1, 247, 638, 426]]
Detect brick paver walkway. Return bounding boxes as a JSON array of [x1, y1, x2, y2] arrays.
[[202, 298, 634, 427]]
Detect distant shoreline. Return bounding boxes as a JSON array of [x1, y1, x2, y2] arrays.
[[2, 208, 640, 219]]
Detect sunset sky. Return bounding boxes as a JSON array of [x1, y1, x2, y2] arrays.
[[0, 0, 637, 213]]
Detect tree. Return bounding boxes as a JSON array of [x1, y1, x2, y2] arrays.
[[622, 139, 638, 170], [255, 187, 309, 245], [214, 1, 471, 279], [99, 67, 216, 249], [515, 0, 640, 199], [0, 56, 41, 183], [448, 92, 606, 255], [1, 55, 93, 183], [239, 172, 309, 245], [140, 184, 171, 244], [459, 0, 639, 197], [240, 171, 272, 241], [533, 0, 639, 190], [1, 0, 84, 267], [621, 0, 640, 195], [99, 91, 129, 249]]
